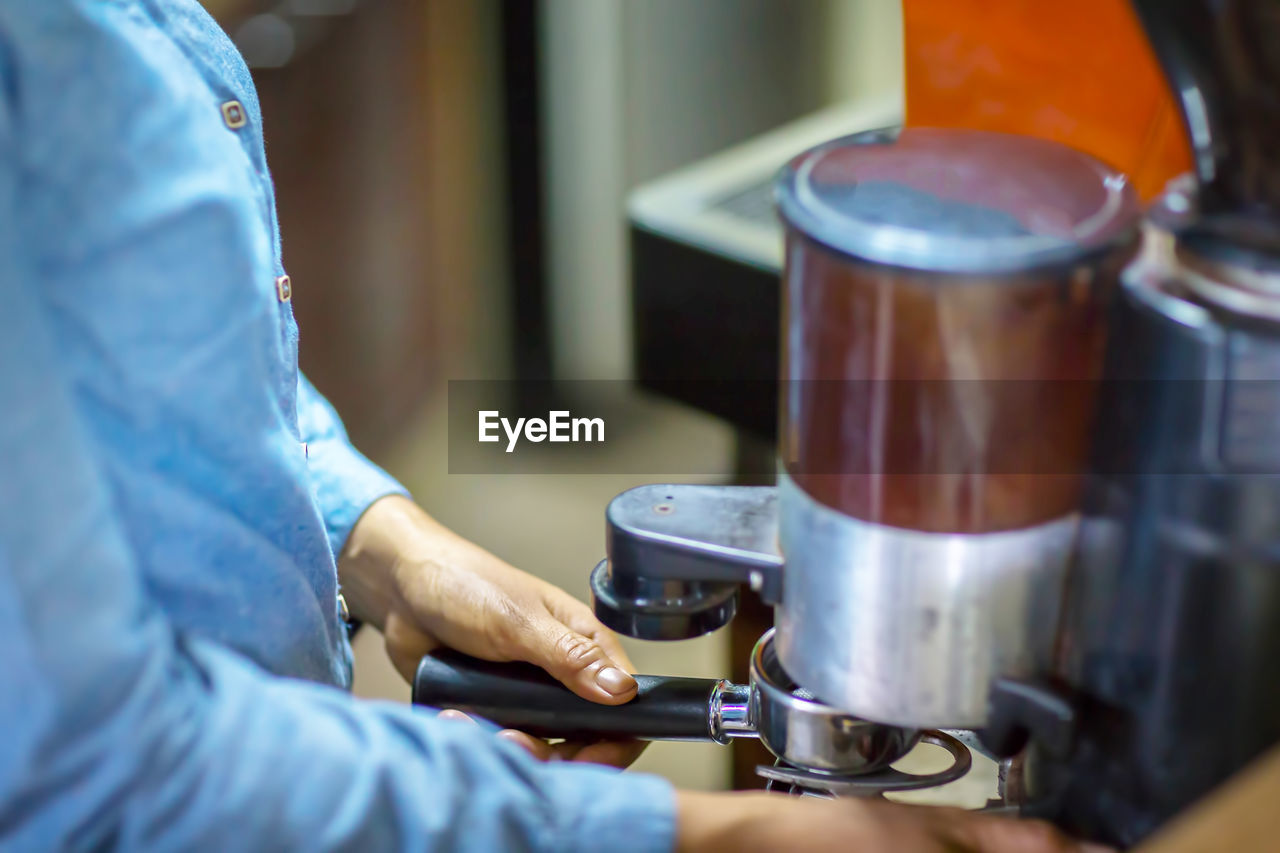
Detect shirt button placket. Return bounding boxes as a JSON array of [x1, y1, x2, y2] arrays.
[[217, 97, 274, 235], [220, 99, 247, 129]]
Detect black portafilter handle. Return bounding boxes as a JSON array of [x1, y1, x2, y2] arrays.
[[413, 649, 722, 742]]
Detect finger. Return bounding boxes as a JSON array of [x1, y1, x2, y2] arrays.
[[546, 595, 640, 676], [436, 709, 478, 725], [581, 622, 637, 675], [516, 612, 639, 705], [497, 729, 555, 761], [497, 730, 586, 763], [547, 741, 587, 762], [570, 738, 648, 768]]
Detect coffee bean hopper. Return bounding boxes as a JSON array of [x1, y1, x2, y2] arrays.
[[416, 3, 1280, 843]]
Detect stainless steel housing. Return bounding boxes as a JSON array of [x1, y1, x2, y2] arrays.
[[775, 473, 1077, 729]]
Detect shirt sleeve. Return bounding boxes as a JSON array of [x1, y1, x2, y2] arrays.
[[297, 373, 410, 557], [0, 98, 676, 853]]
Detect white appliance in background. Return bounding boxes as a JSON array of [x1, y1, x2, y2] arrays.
[[628, 94, 903, 274], [538, 0, 904, 381]]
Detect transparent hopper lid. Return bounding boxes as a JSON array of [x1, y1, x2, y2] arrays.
[[776, 127, 1141, 274]]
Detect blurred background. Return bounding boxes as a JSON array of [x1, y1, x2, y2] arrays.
[[199, 0, 905, 792]]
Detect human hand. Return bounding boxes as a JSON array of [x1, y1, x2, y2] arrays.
[[437, 705, 1108, 851], [674, 791, 1113, 853], [341, 496, 645, 767]]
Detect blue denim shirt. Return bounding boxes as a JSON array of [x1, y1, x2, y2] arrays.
[[0, 1, 675, 849]]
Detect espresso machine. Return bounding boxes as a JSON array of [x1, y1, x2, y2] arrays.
[[415, 0, 1280, 846]]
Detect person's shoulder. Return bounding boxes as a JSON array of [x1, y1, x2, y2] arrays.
[[0, 1, 136, 101], [0, 0, 117, 39], [0, 1, 210, 168]]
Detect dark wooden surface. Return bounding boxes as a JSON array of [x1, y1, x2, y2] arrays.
[[253, 0, 502, 454]]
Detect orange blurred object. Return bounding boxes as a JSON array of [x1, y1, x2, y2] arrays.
[[903, 0, 1192, 200]]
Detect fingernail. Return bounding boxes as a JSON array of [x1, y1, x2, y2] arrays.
[[438, 709, 470, 723], [595, 666, 636, 696]]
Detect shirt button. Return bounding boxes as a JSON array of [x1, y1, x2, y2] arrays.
[[221, 99, 247, 129], [337, 593, 351, 624], [275, 274, 292, 303]]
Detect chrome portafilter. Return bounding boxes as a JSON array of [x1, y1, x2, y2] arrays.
[[748, 631, 970, 796], [413, 630, 970, 794]]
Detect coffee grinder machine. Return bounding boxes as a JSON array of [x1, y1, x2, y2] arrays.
[[415, 0, 1280, 846], [418, 124, 1143, 795]]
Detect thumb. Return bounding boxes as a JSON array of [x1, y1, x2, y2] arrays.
[[520, 615, 638, 705]]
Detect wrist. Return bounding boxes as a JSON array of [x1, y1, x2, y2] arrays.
[[675, 792, 785, 853], [339, 494, 434, 629]]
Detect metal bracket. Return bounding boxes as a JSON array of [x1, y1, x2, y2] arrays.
[[757, 730, 973, 797]]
